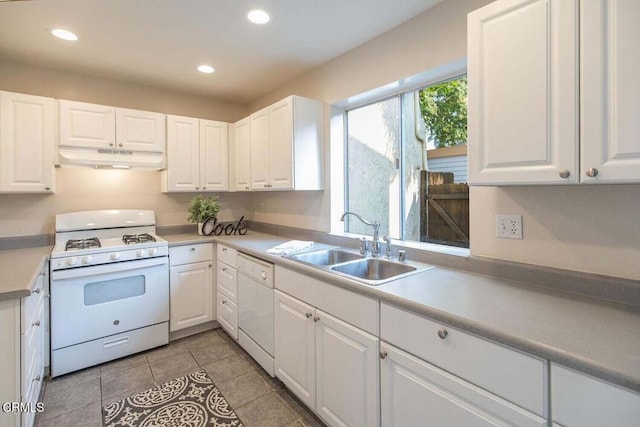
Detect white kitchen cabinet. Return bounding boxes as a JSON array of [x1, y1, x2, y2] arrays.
[[380, 342, 546, 427], [249, 95, 323, 190], [115, 107, 165, 152], [274, 289, 379, 427], [169, 244, 215, 332], [0, 262, 47, 427], [551, 363, 640, 426], [163, 116, 230, 192], [216, 244, 238, 339], [59, 100, 165, 154], [59, 100, 115, 149], [0, 91, 56, 193], [229, 117, 251, 191], [468, 0, 579, 185], [580, 0, 640, 183]]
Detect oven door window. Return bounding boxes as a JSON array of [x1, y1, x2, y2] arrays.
[[84, 275, 145, 306]]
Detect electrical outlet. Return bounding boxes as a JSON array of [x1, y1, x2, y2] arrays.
[[496, 214, 523, 239]]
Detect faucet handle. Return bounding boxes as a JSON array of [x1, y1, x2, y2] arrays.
[[359, 237, 370, 255]]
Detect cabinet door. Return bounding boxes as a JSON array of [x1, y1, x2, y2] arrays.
[[380, 342, 546, 427], [315, 310, 379, 427], [468, 0, 579, 185], [59, 100, 115, 149], [274, 290, 316, 410], [169, 261, 214, 332], [115, 108, 165, 152], [267, 97, 294, 189], [249, 108, 269, 189], [0, 91, 55, 193], [166, 115, 200, 192], [581, 0, 640, 183], [200, 120, 229, 191], [231, 117, 251, 191]]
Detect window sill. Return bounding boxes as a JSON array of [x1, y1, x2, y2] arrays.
[[328, 231, 470, 258]]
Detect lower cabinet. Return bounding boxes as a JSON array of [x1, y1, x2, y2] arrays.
[[169, 244, 214, 332], [274, 290, 379, 427], [380, 342, 546, 427], [216, 244, 238, 339], [551, 363, 640, 427]]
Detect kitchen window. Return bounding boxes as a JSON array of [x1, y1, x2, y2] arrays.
[[344, 75, 469, 248]]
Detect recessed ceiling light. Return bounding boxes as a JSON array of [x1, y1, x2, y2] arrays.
[[247, 9, 270, 25], [51, 29, 78, 41], [197, 65, 215, 74]]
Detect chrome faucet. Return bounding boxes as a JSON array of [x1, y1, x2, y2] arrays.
[[340, 212, 381, 257]]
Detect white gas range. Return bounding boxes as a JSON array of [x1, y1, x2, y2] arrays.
[[50, 210, 170, 377]]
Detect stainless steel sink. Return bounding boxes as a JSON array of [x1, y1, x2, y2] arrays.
[[331, 258, 417, 283], [289, 249, 365, 266]]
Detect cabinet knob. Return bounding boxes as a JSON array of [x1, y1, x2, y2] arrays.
[[45, 187, 51, 191], [208, 264, 212, 268], [222, 247, 227, 252], [261, 271, 267, 280], [437, 329, 448, 339], [190, 247, 196, 251], [203, 187, 206, 190], [305, 312, 312, 319], [245, 186, 250, 191], [109, 143, 114, 147], [195, 187, 200, 190], [559, 170, 570, 179], [264, 184, 268, 188], [118, 143, 123, 147], [222, 267, 227, 272], [313, 316, 320, 323], [379, 350, 388, 359], [33, 288, 41, 294], [33, 376, 41, 382], [586, 167, 599, 178], [32, 320, 41, 327], [222, 300, 227, 305]]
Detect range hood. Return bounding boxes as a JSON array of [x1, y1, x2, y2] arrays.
[[58, 146, 166, 170]]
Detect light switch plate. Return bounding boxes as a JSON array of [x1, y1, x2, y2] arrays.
[[496, 215, 523, 239]]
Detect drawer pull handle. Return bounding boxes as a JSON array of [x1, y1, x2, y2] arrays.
[[104, 337, 129, 349], [32, 321, 41, 327], [222, 267, 227, 272], [305, 312, 312, 319], [437, 329, 448, 340], [379, 350, 388, 359], [33, 288, 41, 294], [313, 316, 320, 323], [190, 247, 196, 251], [222, 247, 227, 252], [33, 376, 41, 382], [222, 300, 227, 305]]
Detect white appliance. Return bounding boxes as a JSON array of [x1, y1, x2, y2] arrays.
[[50, 209, 169, 377], [237, 252, 275, 376]]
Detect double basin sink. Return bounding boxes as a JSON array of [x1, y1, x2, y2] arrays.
[[286, 248, 433, 286]]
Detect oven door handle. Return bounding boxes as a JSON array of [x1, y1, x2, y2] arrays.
[[51, 257, 168, 280]]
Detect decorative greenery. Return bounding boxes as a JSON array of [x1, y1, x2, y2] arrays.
[[187, 195, 221, 223], [418, 76, 468, 148]]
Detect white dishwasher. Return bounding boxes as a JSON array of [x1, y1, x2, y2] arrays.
[[237, 252, 275, 376]]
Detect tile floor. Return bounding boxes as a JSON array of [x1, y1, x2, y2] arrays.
[[37, 328, 326, 427]]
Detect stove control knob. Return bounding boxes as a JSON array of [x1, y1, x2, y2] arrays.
[[148, 248, 157, 256], [136, 249, 146, 257], [81, 256, 92, 264], [110, 253, 121, 261], [66, 257, 78, 266]]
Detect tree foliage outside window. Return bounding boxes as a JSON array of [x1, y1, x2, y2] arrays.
[[418, 76, 467, 148]]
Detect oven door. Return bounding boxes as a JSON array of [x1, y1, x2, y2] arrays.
[[51, 257, 169, 350]]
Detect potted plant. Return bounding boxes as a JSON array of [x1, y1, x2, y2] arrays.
[[187, 195, 221, 235]]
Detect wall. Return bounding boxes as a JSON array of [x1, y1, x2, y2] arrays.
[[248, 0, 640, 280], [0, 60, 251, 236]]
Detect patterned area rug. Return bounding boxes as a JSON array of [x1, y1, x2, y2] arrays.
[[103, 370, 244, 427]]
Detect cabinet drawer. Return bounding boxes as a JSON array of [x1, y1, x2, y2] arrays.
[[217, 244, 237, 267], [216, 261, 237, 302], [216, 291, 238, 340], [381, 303, 547, 416], [551, 364, 640, 426], [170, 243, 213, 266], [275, 266, 378, 335], [21, 271, 45, 333]]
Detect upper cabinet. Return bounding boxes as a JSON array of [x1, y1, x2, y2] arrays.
[[0, 91, 56, 193], [249, 95, 323, 191], [230, 117, 251, 191], [468, 0, 579, 185], [59, 100, 165, 153], [162, 115, 229, 192], [469, 0, 640, 185]]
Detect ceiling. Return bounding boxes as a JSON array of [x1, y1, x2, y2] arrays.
[[0, 0, 442, 104]]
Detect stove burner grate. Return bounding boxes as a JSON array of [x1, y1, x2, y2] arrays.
[[65, 237, 101, 251], [122, 233, 157, 245]]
